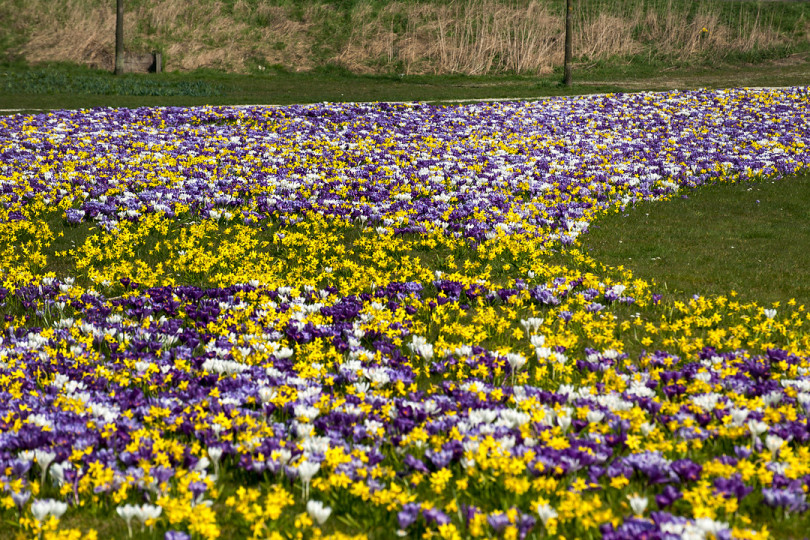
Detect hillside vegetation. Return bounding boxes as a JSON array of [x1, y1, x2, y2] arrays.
[[1, 0, 808, 75]]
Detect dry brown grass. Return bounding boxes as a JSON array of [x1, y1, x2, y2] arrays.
[[629, 3, 783, 61], [15, 0, 116, 69], [8, 0, 316, 72], [335, 0, 788, 75], [1, 0, 797, 74], [335, 1, 561, 75], [575, 12, 641, 61]]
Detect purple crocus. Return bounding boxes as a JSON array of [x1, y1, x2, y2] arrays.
[[397, 502, 421, 529]]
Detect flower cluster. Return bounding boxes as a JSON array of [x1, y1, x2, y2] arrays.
[[0, 87, 808, 538]]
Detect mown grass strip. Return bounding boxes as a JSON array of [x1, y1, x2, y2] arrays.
[[1, 57, 808, 111]]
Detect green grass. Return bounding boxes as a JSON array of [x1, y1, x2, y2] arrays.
[[0, 68, 222, 97], [579, 172, 810, 306], [1, 54, 809, 112], [0, 63, 594, 111]]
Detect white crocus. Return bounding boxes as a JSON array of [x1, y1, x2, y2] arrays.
[[628, 493, 648, 515], [536, 503, 558, 526], [529, 334, 546, 348], [137, 503, 162, 529], [408, 335, 434, 361], [506, 352, 527, 372], [748, 419, 769, 443], [49, 462, 72, 487], [34, 450, 56, 486], [520, 317, 544, 337], [506, 352, 527, 386], [258, 386, 277, 404], [208, 447, 224, 478], [535, 346, 552, 360], [586, 410, 605, 424], [729, 407, 749, 427], [556, 408, 573, 432], [306, 499, 332, 525], [765, 435, 785, 459], [298, 460, 321, 500], [31, 498, 68, 523], [117, 504, 139, 537]]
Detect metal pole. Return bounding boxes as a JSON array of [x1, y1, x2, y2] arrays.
[[115, 0, 124, 75], [563, 0, 572, 87]]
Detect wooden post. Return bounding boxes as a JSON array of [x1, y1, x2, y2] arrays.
[[563, 0, 572, 87], [115, 0, 124, 75]]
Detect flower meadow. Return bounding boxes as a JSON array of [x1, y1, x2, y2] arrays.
[[0, 87, 809, 540]]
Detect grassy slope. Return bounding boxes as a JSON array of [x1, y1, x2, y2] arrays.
[[0, 0, 807, 75]]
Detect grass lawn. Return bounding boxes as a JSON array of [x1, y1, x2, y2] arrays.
[[1, 54, 809, 112], [580, 172, 810, 306]]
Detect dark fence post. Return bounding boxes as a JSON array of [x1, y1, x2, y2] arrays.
[[563, 0, 572, 87], [115, 0, 124, 75]]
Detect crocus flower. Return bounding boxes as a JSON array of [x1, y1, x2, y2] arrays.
[[306, 500, 332, 525], [31, 498, 68, 523]]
